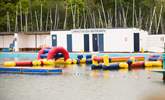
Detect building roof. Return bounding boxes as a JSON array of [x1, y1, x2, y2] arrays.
[[22, 32, 50, 35], [0, 32, 14, 35], [0, 32, 50, 35]]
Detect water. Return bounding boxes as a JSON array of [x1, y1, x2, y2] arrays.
[[0, 57, 165, 100], [0, 52, 159, 59]]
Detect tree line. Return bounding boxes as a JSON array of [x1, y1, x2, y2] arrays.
[[0, 0, 165, 34]]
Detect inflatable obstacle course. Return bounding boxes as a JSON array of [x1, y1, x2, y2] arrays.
[[2, 46, 163, 74], [1, 46, 70, 74], [91, 55, 162, 70]]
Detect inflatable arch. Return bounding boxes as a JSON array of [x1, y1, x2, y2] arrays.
[[37, 47, 51, 59], [47, 47, 69, 61], [37, 47, 69, 61]]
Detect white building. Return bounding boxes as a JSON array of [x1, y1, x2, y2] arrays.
[[0, 33, 14, 49], [0, 28, 164, 52], [146, 35, 165, 52], [51, 28, 149, 52], [0, 32, 51, 51], [17, 32, 51, 51]]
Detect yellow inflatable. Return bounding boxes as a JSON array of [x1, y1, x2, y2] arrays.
[[65, 59, 72, 64], [103, 55, 109, 66], [144, 61, 153, 67], [144, 61, 162, 67], [92, 55, 99, 66], [80, 58, 86, 63], [55, 58, 65, 64], [129, 57, 135, 63], [42, 59, 54, 65], [72, 59, 77, 64], [3, 61, 16, 67], [32, 60, 41, 66], [119, 62, 129, 68]]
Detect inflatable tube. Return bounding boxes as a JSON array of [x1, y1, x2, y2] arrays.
[[55, 58, 65, 64], [16, 61, 32, 66], [119, 62, 128, 69], [93, 56, 103, 62], [109, 58, 112, 63], [148, 57, 159, 61], [111, 57, 129, 62], [80, 58, 86, 63], [86, 59, 92, 64], [72, 59, 77, 64], [127, 60, 133, 66], [144, 61, 153, 67], [91, 64, 102, 70], [32, 60, 42, 66], [150, 61, 162, 67], [47, 47, 69, 61], [37, 47, 51, 59], [103, 63, 119, 70], [77, 54, 83, 59], [130, 61, 144, 68], [3, 61, 16, 67], [54, 53, 64, 59], [148, 55, 161, 61], [41, 59, 54, 65], [86, 55, 92, 59], [103, 55, 109, 66], [43, 49, 50, 53], [65, 59, 72, 64], [135, 56, 145, 61], [40, 53, 48, 59]]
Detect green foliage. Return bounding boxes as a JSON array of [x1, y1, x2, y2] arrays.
[[0, 0, 164, 33]]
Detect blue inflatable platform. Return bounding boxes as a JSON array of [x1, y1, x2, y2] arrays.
[[0, 67, 62, 74]]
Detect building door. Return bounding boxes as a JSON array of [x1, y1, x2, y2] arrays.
[[52, 35, 57, 47], [92, 34, 98, 51], [134, 33, 140, 52], [98, 34, 104, 52], [67, 34, 72, 52], [84, 34, 89, 52]]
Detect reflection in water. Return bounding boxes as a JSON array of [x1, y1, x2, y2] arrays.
[[145, 66, 162, 71], [102, 71, 110, 79], [88, 67, 164, 81]]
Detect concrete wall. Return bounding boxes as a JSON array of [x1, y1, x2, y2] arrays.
[[0, 35, 14, 48]]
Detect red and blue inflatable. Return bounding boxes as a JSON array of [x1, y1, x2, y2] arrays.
[[38, 47, 69, 61]]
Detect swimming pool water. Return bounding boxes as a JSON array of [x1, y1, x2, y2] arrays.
[[0, 53, 165, 100], [0, 52, 161, 59]]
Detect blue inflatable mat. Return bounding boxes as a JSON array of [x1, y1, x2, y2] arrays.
[[0, 67, 62, 74]]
